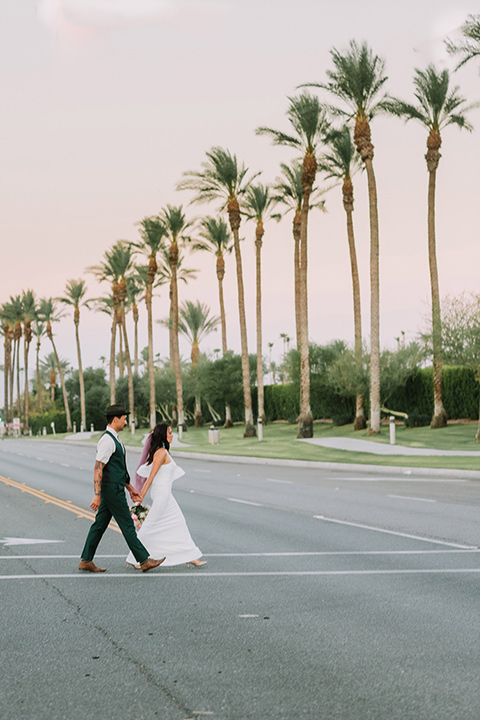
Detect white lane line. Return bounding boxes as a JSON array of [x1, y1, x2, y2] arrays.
[[35, 458, 45, 462], [60, 463, 70, 468], [388, 495, 436, 503], [326, 477, 467, 483], [195, 470, 212, 474], [227, 498, 263, 507], [2, 569, 480, 580], [264, 478, 293, 485], [1, 550, 478, 560], [314, 516, 476, 549]]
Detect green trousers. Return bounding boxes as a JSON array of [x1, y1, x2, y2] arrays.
[[80, 484, 149, 564]]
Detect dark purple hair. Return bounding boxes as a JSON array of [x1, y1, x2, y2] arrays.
[[146, 423, 170, 464]]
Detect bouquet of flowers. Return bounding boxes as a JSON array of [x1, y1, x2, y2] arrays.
[[130, 504, 150, 530]]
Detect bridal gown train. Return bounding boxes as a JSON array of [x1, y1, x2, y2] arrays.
[[126, 453, 202, 567]]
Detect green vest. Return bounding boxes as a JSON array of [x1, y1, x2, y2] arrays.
[[101, 431, 130, 486]]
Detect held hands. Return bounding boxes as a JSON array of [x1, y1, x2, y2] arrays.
[[127, 484, 142, 504]]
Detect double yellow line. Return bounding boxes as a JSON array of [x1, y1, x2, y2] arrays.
[[0, 475, 121, 534]]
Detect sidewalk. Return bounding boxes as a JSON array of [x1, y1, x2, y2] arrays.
[[300, 437, 480, 457]]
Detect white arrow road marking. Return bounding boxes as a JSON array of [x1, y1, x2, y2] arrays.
[[1, 538, 65, 546]]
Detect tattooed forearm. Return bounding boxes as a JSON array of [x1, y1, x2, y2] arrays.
[[93, 460, 105, 495]]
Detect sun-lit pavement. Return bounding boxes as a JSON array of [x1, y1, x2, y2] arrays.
[[1, 440, 480, 720]]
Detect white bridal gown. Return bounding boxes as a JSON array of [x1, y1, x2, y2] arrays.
[[126, 453, 202, 567]]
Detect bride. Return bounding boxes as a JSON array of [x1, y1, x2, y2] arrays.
[[126, 423, 207, 569]]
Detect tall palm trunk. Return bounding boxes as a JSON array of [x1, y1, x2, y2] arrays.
[[3, 324, 11, 425], [10, 337, 15, 421], [297, 153, 316, 439], [50, 369, 56, 401], [191, 341, 203, 427], [355, 116, 381, 434], [47, 322, 72, 431], [343, 175, 366, 430], [23, 319, 32, 432], [170, 242, 185, 429], [426, 131, 447, 428], [133, 303, 139, 375], [109, 313, 116, 403], [255, 220, 265, 423], [146, 275, 156, 429], [118, 320, 124, 377], [217, 255, 228, 356], [169, 285, 175, 371], [293, 210, 302, 351], [74, 308, 86, 431], [217, 254, 233, 428], [227, 197, 256, 437], [36, 337, 42, 412], [118, 279, 135, 429], [14, 324, 22, 418]]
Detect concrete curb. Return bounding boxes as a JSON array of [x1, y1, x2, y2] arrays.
[[17, 438, 480, 480]]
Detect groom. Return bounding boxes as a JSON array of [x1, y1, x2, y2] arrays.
[[79, 404, 164, 573]]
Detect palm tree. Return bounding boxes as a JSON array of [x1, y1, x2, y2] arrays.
[[20, 290, 36, 432], [133, 215, 167, 428], [319, 125, 366, 430], [257, 94, 330, 438], [191, 216, 234, 427], [385, 65, 474, 428], [156, 247, 198, 371], [91, 295, 116, 402], [178, 300, 219, 426], [244, 183, 279, 424], [38, 298, 72, 431], [0, 303, 14, 424], [446, 15, 480, 70], [57, 280, 89, 431], [40, 352, 69, 403], [126, 276, 142, 375], [178, 147, 260, 437], [6, 295, 25, 420], [33, 319, 45, 412], [88, 241, 136, 427], [158, 206, 194, 431], [272, 160, 325, 352], [306, 40, 389, 433]]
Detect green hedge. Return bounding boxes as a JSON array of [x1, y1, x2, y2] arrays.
[[29, 410, 67, 435], [264, 366, 479, 424], [388, 366, 479, 420]]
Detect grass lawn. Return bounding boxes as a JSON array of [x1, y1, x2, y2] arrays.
[[16, 420, 480, 471]]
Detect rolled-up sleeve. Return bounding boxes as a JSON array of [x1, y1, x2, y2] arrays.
[[95, 433, 116, 464]]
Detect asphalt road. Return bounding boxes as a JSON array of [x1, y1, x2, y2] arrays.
[[0, 438, 479, 720]]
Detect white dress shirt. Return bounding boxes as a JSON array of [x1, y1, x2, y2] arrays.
[[95, 426, 125, 464]]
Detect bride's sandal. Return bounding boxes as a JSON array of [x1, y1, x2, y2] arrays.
[[187, 560, 207, 568]]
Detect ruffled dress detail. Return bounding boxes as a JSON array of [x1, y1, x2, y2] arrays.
[[126, 454, 202, 567]]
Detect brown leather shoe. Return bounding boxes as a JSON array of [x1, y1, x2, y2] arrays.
[[140, 557, 165, 573], [78, 561, 106, 573]]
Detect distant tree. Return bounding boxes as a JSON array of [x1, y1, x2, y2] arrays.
[[446, 15, 480, 71]]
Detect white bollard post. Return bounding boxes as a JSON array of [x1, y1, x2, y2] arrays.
[[178, 424, 183, 441], [90, 424, 94, 433], [257, 417, 263, 441], [73, 422, 76, 434], [389, 416, 396, 445]]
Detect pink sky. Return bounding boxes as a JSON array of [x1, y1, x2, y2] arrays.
[[1, 0, 479, 397]]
